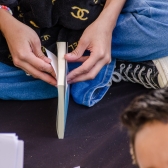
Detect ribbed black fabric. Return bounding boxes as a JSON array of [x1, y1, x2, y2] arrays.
[[0, 0, 106, 66]]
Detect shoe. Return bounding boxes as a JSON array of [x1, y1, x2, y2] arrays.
[[112, 57, 168, 89]]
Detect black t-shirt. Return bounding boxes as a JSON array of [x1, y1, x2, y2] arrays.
[[0, 0, 105, 66]]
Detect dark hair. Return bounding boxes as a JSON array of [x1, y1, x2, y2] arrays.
[[120, 88, 168, 164]]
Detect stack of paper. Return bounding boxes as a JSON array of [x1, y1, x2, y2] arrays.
[[0, 133, 24, 168]]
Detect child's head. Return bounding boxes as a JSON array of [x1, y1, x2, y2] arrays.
[[121, 88, 168, 168]]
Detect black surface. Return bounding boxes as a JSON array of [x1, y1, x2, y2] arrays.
[[0, 82, 150, 168]]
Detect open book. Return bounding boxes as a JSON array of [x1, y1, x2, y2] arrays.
[[45, 42, 70, 139]]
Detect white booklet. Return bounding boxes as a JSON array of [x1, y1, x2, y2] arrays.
[[45, 42, 70, 139], [0, 133, 24, 168]]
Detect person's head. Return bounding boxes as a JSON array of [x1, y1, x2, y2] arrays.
[[121, 88, 168, 168]]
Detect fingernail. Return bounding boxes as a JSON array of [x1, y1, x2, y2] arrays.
[[67, 80, 72, 84], [67, 78, 71, 83], [67, 77, 70, 81], [48, 58, 51, 62], [65, 53, 72, 57]]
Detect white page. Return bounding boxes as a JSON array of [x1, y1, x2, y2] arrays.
[[45, 48, 58, 77], [0, 134, 18, 168], [56, 42, 69, 139], [64, 61, 70, 126], [16, 141, 24, 168]]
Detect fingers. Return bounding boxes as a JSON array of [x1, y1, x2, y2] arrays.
[[28, 54, 56, 78], [67, 52, 111, 83], [4, 19, 56, 86], [65, 38, 88, 61], [20, 53, 56, 78], [67, 56, 89, 63], [67, 55, 109, 83], [21, 61, 57, 86], [67, 59, 105, 83], [30, 39, 51, 64], [13, 51, 57, 86]]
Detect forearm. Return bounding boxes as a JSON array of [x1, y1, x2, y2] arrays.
[[98, 0, 126, 30], [0, 0, 18, 31], [0, 8, 17, 36]]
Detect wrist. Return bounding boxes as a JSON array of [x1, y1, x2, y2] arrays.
[[0, 5, 13, 31], [98, 0, 126, 29], [97, 8, 117, 30], [0, 5, 13, 15], [0, 9, 14, 33]]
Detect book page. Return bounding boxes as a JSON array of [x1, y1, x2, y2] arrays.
[[16, 141, 24, 168], [64, 61, 70, 125], [0, 134, 24, 168], [56, 42, 70, 139], [45, 48, 58, 78]]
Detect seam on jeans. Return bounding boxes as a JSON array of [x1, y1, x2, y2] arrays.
[[86, 60, 116, 106], [82, 63, 112, 106], [82, 65, 108, 105]]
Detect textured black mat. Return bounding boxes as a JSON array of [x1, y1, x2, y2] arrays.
[[0, 82, 150, 168]]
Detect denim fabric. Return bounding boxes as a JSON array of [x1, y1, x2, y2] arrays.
[[0, 62, 58, 100], [1, 0, 168, 106], [71, 0, 168, 106], [112, 0, 168, 61], [69, 60, 116, 107]]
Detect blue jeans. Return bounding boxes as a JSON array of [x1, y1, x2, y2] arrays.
[[0, 63, 58, 100], [1, 0, 168, 106]]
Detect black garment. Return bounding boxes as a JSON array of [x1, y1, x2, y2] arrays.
[[0, 0, 105, 66]]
